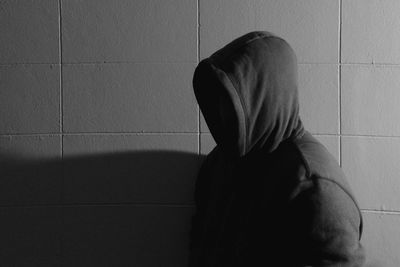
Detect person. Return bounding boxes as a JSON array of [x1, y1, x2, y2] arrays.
[[189, 31, 365, 267]]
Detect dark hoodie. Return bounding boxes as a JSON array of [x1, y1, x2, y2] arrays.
[[189, 32, 365, 267]]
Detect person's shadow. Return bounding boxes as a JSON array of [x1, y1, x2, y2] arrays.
[[0, 150, 204, 267]]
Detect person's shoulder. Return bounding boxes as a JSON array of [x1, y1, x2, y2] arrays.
[[291, 131, 361, 205], [291, 131, 362, 219], [292, 131, 344, 184]]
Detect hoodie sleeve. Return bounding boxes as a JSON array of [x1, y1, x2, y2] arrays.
[[289, 177, 366, 267]]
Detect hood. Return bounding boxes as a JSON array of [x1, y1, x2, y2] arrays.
[[193, 31, 305, 158]]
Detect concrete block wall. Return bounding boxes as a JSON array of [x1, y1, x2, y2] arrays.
[[0, 0, 399, 266]]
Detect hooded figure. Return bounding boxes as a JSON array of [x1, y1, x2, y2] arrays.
[[189, 32, 365, 267]]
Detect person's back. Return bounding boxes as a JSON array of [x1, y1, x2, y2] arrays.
[[189, 31, 365, 266]]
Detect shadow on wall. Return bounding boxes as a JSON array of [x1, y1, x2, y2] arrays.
[[0, 151, 204, 266]]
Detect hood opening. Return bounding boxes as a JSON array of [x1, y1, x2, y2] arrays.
[[193, 60, 244, 156]]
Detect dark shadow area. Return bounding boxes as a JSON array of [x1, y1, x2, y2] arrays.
[[0, 151, 205, 266], [0, 150, 204, 206]]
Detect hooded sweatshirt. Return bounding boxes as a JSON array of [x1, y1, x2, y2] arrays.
[[189, 32, 365, 267]]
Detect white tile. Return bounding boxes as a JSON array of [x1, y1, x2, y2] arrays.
[[0, 135, 61, 161], [341, 65, 400, 135], [62, 0, 197, 63], [361, 212, 400, 267], [63, 63, 198, 133], [0, 0, 59, 63], [200, 133, 216, 155], [201, 0, 339, 63], [62, 134, 200, 204], [298, 64, 339, 134], [0, 64, 60, 134], [200, 113, 210, 133], [342, 0, 400, 64], [313, 135, 340, 163], [200, 0, 257, 59], [342, 136, 400, 211]]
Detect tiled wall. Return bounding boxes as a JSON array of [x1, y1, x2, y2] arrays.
[[0, 0, 399, 266]]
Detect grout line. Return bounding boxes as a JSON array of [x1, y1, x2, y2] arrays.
[[300, 62, 400, 67], [0, 132, 201, 137], [339, 0, 342, 65], [338, 134, 400, 138], [338, 66, 342, 167], [62, 131, 201, 136], [338, 0, 342, 167], [298, 62, 339, 65], [0, 202, 195, 209], [340, 62, 400, 67], [3, 204, 400, 213], [361, 209, 400, 216], [0, 62, 59, 66], [197, 0, 200, 61], [62, 60, 198, 65], [197, 0, 201, 155], [4, 132, 400, 138], [58, 0, 64, 264], [312, 133, 341, 137], [339, 77, 342, 165], [58, 0, 63, 159], [2, 61, 400, 67], [0, 61, 198, 66], [0, 133, 62, 137]]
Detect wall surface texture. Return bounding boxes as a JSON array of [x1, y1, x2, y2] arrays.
[[0, 0, 399, 266]]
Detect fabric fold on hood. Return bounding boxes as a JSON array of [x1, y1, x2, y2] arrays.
[[193, 31, 305, 158]]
